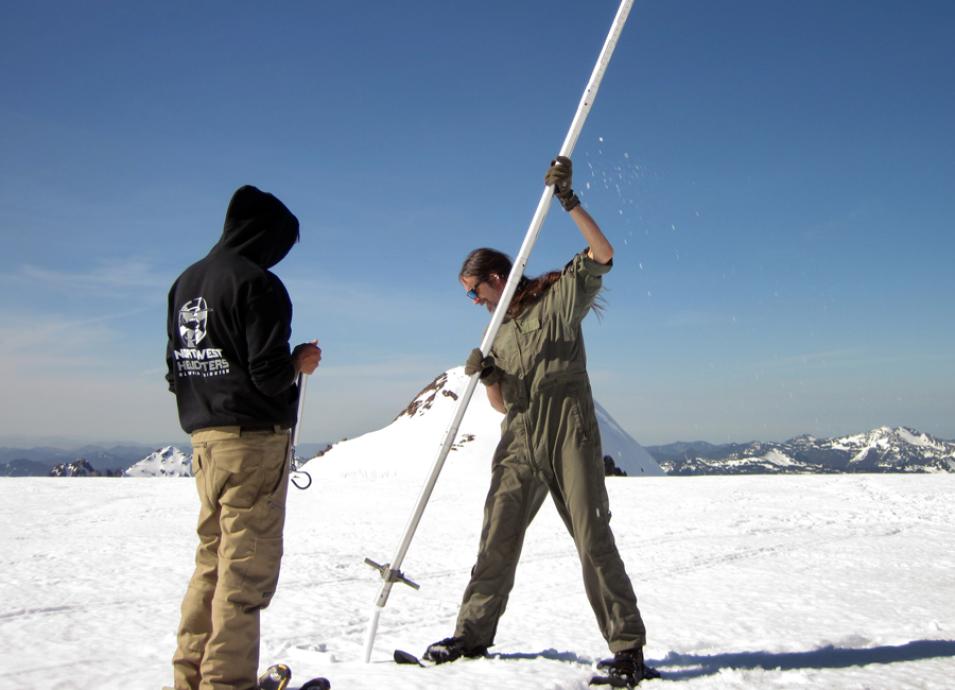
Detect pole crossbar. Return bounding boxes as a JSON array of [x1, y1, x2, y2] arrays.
[[362, 0, 636, 663]]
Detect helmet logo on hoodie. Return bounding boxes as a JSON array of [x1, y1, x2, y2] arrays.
[[178, 297, 210, 348], [172, 296, 230, 379]]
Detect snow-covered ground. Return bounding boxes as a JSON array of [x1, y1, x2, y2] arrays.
[[2, 370, 953, 688], [2, 470, 954, 689]]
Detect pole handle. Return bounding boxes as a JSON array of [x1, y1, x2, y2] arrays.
[[364, 558, 420, 592]]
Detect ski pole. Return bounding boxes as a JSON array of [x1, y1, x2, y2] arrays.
[[362, 0, 636, 662], [290, 372, 312, 490]]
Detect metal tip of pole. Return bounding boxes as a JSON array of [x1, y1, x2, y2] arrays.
[[363, 607, 382, 663]]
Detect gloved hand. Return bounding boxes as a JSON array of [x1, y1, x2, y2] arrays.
[[544, 155, 580, 212], [465, 348, 503, 386]]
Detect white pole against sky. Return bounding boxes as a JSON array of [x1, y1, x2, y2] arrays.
[[362, 0, 637, 663]]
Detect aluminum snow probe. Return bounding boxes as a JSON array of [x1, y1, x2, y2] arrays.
[[289, 372, 312, 490], [362, 0, 637, 662]]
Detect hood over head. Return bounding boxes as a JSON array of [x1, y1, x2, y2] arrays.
[[214, 185, 300, 269]]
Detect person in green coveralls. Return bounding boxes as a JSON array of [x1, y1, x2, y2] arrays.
[[423, 157, 657, 686]]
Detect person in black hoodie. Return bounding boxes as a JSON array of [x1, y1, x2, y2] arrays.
[[165, 185, 321, 690]]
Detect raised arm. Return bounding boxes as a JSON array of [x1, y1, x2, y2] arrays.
[[545, 156, 613, 264], [570, 205, 613, 265]]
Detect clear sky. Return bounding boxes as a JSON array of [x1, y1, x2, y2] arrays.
[[1, 0, 953, 447]]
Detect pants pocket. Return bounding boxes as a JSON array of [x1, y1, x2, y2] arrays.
[[251, 535, 283, 606], [220, 534, 284, 609], [217, 436, 286, 510]]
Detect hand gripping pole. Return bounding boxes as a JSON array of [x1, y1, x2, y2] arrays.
[[362, 0, 636, 662]]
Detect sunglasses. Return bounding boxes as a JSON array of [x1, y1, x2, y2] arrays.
[[465, 281, 483, 301]]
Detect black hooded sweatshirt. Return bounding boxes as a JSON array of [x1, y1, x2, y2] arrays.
[[166, 185, 301, 434]]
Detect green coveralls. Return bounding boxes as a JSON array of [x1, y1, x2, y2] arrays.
[[455, 252, 647, 653]]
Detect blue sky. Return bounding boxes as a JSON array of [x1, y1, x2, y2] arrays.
[[1, 0, 953, 447]]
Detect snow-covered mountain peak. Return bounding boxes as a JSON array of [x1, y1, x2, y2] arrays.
[[787, 434, 818, 446], [892, 426, 941, 449], [832, 426, 945, 453], [305, 366, 663, 478], [124, 446, 192, 477], [395, 370, 462, 422], [49, 459, 98, 477]]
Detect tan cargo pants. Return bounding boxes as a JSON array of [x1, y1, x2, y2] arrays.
[[172, 426, 290, 690]]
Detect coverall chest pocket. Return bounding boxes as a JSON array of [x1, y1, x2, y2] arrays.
[[516, 316, 541, 335], [515, 316, 544, 363]]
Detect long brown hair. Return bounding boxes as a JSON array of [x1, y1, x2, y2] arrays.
[[459, 248, 562, 319]]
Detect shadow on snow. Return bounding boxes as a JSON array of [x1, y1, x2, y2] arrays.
[[655, 639, 955, 680], [493, 648, 593, 665]]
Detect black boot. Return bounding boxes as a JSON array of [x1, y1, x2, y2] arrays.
[[596, 647, 660, 686], [422, 636, 488, 664]]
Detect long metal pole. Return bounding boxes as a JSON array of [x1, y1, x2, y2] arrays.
[[289, 372, 313, 490], [362, 0, 636, 662], [294, 372, 308, 448]]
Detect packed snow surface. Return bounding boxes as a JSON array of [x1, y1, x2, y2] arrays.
[[1, 372, 952, 688], [2, 471, 954, 688]]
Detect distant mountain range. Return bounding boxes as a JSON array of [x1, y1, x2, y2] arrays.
[[0, 442, 330, 477], [0, 444, 163, 477], [2, 418, 952, 479], [647, 426, 955, 475], [0, 443, 168, 474]]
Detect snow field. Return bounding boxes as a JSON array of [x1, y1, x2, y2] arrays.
[[1, 473, 953, 689]]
